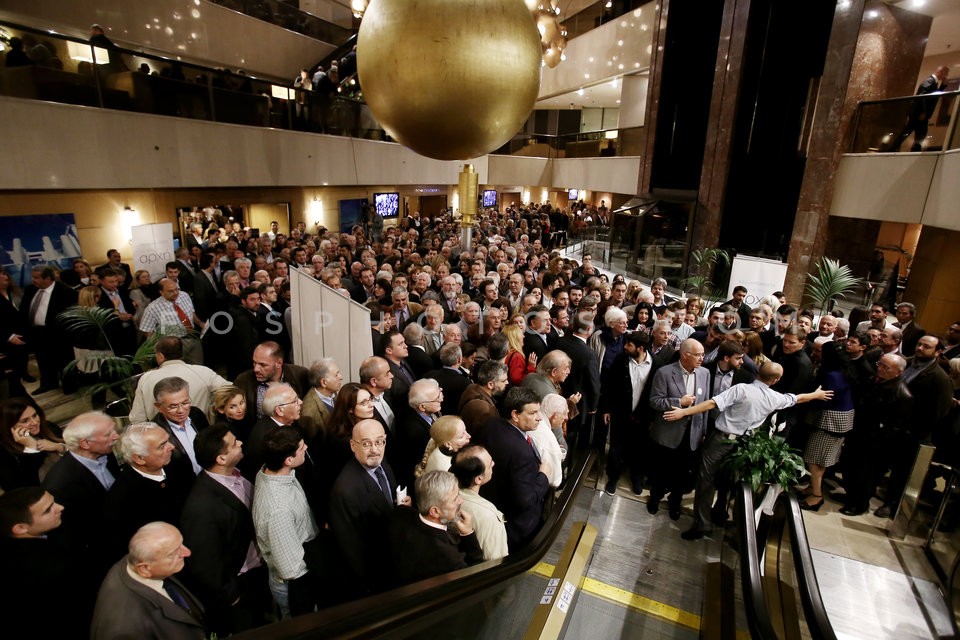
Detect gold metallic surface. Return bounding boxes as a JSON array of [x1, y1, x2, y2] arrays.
[[458, 163, 478, 225], [357, 0, 542, 161]]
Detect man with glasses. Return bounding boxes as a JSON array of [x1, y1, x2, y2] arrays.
[[241, 380, 300, 469], [151, 376, 208, 488], [329, 419, 411, 598]]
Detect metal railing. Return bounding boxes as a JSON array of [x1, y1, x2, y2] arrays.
[[849, 89, 960, 153], [208, 0, 354, 45], [495, 126, 644, 159], [560, 0, 654, 41], [0, 19, 382, 138]]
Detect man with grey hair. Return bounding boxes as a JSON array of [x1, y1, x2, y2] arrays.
[[244, 383, 303, 482], [300, 357, 341, 441], [234, 257, 252, 287], [397, 378, 444, 488], [419, 305, 444, 356], [894, 301, 925, 357], [425, 343, 470, 416], [139, 277, 204, 363], [388, 470, 483, 586], [104, 423, 190, 559], [533, 393, 568, 487], [391, 286, 422, 329], [43, 411, 121, 605], [150, 375, 208, 487], [91, 522, 204, 639], [589, 306, 629, 373]]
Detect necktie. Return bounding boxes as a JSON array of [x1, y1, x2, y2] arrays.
[[173, 301, 193, 330], [399, 362, 414, 384], [29, 288, 44, 325], [375, 466, 392, 504], [163, 579, 195, 617], [526, 435, 541, 462]]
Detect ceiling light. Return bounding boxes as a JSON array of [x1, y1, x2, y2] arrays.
[[577, 89, 584, 95]]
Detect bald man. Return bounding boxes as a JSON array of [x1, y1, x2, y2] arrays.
[[666, 360, 832, 540]]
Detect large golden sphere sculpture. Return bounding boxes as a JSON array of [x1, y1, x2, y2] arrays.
[[357, 0, 542, 161]]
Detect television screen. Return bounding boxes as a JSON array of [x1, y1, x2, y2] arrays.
[[482, 190, 497, 208], [568, 188, 579, 200], [373, 192, 400, 219]]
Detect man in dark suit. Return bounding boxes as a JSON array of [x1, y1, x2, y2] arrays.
[[192, 252, 222, 324], [234, 341, 310, 433], [103, 423, 192, 560], [647, 338, 711, 520], [96, 267, 137, 357], [329, 419, 410, 597], [20, 265, 78, 393], [523, 305, 551, 363], [599, 331, 657, 496], [382, 329, 418, 410], [97, 248, 133, 287], [43, 411, 120, 566], [350, 266, 377, 304], [0, 487, 86, 638], [425, 343, 471, 417], [459, 360, 509, 440], [397, 378, 444, 489], [150, 376, 208, 488], [479, 387, 552, 552], [403, 323, 436, 378], [556, 314, 601, 451], [388, 470, 484, 587], [723, 285, 751, 330], [770, 327, 814, 440], [228, 287, 266, 380], [244, 382, 304, 482], [889, 65, 950, 152], [180, 426, 270, 636], [894, 302, 926, 357], [91, 522, 205, 640]]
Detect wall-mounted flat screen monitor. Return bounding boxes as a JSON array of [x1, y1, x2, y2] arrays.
[[568, 189, 579, 200], [373, 192, 400, 219], [482, 190, 497, 207]]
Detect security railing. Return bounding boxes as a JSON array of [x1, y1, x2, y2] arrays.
[[495, 126, 644, 159], [207, 0, 354, 45], [849, 89, 960, 153]]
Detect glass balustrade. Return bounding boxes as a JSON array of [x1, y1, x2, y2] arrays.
[[850, 89, 960, 153]]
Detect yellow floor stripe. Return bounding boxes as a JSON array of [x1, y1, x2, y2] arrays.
[[529, 561, 751, 639]]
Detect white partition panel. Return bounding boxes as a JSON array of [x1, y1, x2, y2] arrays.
[[922, 150, 960, 232], [290, 269, 372, 383]]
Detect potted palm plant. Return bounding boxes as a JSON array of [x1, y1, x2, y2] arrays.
[[57, 306, 160, 406], [723, 427, 807, 520], [804, 257, 863, 318], [680, 247, 731, 317]]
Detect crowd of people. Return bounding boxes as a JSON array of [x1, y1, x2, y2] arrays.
[[2, 202, 959, 637]]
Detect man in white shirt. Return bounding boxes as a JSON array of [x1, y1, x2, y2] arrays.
[[129, 336, 229, 423], [450, 445, 508, 561]]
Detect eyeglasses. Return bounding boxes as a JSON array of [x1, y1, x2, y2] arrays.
[[352, 437, 386, 450], [357, 397, 375, 406], [163, 401, 191, 411], [277, 398, 302, 407]]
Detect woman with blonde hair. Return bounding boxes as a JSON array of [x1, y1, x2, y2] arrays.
[[210, 385, 247, 435], [502, 323, 536, 385], [128, 269, 152, 326], [77, 285, 102, 308], [415, 415, 471, 477]]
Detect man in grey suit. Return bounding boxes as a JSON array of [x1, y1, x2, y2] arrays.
[[647, 339, 710, 520], [91, 522, 205, 639]]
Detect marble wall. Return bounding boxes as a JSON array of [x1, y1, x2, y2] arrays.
[[782, 0, 933, 302]]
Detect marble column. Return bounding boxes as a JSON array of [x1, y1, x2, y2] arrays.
[[692, 0, 752, 253], [637, 0, 670, 194], [782, 0, 932, 302]]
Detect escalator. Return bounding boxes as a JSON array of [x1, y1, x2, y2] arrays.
[[234, 452, 598, 639], [235, 460, 948, 640]]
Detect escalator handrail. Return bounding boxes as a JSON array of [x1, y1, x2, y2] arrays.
[[735, 483, 781, 640], [781, 494, 838, 640], [736, 483, 839, 640], [235, 450, 597, 639]]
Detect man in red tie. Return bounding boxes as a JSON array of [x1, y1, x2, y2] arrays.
[[139, 278, 205, 363]]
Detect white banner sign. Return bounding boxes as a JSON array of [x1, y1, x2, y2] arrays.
[[131, 223, 174, 282], [727, 255, 788, 307]]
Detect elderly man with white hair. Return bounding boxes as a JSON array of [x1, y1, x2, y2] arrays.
[[589, 306, 630, 373], [533, 394, 568, 488], [397, 378, 444, 489]]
